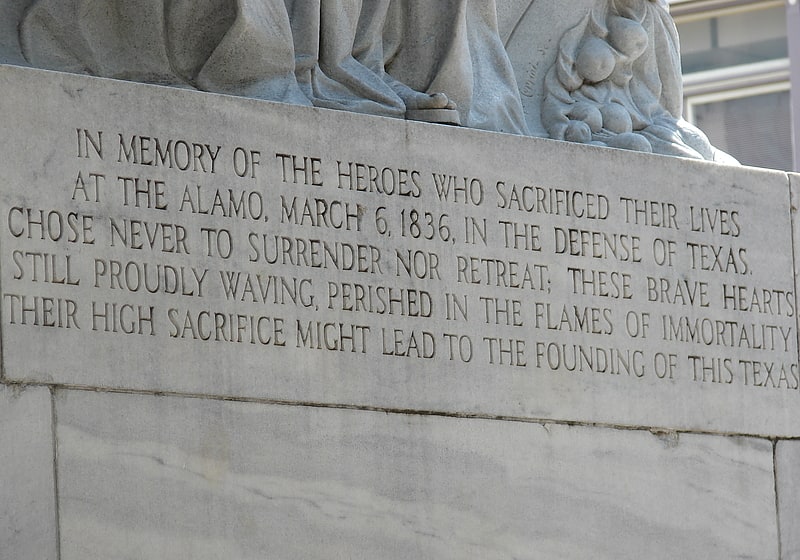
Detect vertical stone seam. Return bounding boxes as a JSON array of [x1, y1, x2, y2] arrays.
[[0, 192, 5, 384], [789, 175, 800, 381], [789, 175, 800, 554], [774, 440, 783, 560], [51, 387, 62, 560]]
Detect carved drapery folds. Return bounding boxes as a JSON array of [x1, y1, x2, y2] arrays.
[[16, 0, 734, 162], [540, 0, 737, 163], [19, 0, 527, 134]]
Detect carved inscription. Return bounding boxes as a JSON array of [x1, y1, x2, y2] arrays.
[[4, 124, 798, 415]]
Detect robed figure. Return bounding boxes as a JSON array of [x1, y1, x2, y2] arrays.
[[20, 0, 527, 133]]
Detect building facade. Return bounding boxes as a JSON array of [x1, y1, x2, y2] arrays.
[[670, 0, 798, 171]]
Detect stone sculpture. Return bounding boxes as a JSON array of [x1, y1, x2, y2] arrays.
[[380, 0, 527, 134], [17, 0, 527, 134], [8, 0, 732, 161], [539, 0, 736, 162], [285, 0, 456, 122], [19, 0, 310, 104]]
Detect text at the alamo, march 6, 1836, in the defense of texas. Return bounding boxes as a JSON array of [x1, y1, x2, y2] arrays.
[[0, 64, 796, 438]]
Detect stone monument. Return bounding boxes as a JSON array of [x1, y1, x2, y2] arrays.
[[10, 0, 728, 152], [16, 0, 528, 132], [1, 2, 798, 558], [502, 0, 736, 162]]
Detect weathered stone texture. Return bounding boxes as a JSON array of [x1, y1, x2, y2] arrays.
[[0, 385, 57, 560], [56, 390, 777, 560]]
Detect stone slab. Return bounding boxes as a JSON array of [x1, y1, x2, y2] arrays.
[[55, 389, 778, 560], [1, 64, 798, 436], [777, 440, 800, 560], [0, 385, 57, 560]]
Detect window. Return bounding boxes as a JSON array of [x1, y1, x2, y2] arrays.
[[672, 0, 793, 170]]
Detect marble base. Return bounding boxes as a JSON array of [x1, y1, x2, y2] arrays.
[[0, 64, 796, 558], [56, 390, 777, 559], [0, 64, 797, 436], [0, 385, 57, 560]]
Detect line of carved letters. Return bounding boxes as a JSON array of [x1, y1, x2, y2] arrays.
[[3, 128, 797, 392]]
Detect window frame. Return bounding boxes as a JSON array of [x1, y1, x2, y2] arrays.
[[670, 0, 795, 169]]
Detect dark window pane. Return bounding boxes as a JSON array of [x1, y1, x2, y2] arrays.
[[693, 90, 793, 171], [677, 8, 788, 73]]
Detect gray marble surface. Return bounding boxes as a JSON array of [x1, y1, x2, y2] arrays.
[[0, 61, 792, 560], [792, 173, 800, 327], [778, 174, 800, 560], [0, 65, 796, 436], [0, 385, 57, 560], [778, 440, 800, 560], [55, 389, 777, 559]]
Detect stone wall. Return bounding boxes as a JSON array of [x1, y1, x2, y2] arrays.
[[1, 64, 798, 559]]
